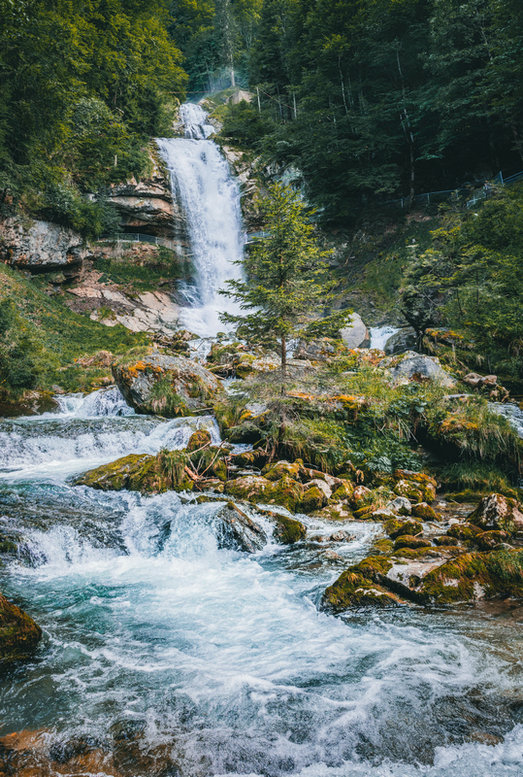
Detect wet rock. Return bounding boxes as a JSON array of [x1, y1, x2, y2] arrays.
[[416, 549, 523, 604], [215, 502, 267, 553], [340, 313, 371, 349], [0, 215, 89, 271], [75, 451, 194, 493], [113, 353, 223, 417], [0, 592, 41, 663], [263, 459, 302, 481], [271, 513, 307, 544], [384, 327, 417, 355], [331, 480, 354, 501], [468, 494, 523, 536], [225, 475, 272, 503], [322, 557, 405, 611], [387, 496, 412, 515], [384, 517, 423, 539], [394, 470, 437, 502], [300, 484, 328, 513], [381, 351, 455, 387]]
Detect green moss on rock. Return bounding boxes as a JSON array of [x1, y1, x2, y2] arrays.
[[384, 518, 423, 539], [0, 593, 41, 663]]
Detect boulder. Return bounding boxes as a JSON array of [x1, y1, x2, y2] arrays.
[[0, 593, 41, 663], [340, 313, 371, 349], [393, 535, 431, 550], [113, 353, 223, 417], [387, 496, 412, 515], [468, 494, 523, 536], [384, 327, 417, 355], [381, 351, 455, 387], [293, 338, 338, 361], [187, 429, 212, 451], [0, 216, 89, 271], [272, 513, 307, 544], [384, 518, 423, 539], [446, 522, 482, 541], [74, 451, 194, 493], [225, 475, 272, 503], [322, 557, 405, 611], [263, 459, 303, 481], [214, 502, 267, 553]]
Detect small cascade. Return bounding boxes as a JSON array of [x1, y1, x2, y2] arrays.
[[157, 103, 245, 337]]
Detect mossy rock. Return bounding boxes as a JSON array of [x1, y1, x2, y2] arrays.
[[75, 450, 194, 493], [393, 535, 432, 550], [434, 535, 459, 546], [322, 570, 405, 612], [473, 530, 512, 551], [226, 422, 264, 444], [350, 485, 372, 507], [267, 475, 304, 512], [331, 480, 354, 501], [186, 429, 212, 451], [0, 593, 41, 663], [263, 459, 303, 482], [393, 479, 423, 503], [468, 493, 523, 536], [417, 549, 523, 604], [384, 518, 423, 539], [300, 485, 327, 513], [394, 470, 437, 502], [446, 522, 482, 541], [272, 513, 307, 544], [113, 353, 223, 417], [393, 546, 460, 560], [412, 502, 441, 521]]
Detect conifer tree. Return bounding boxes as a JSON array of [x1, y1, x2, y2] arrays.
[[222, 183, 331, 389]]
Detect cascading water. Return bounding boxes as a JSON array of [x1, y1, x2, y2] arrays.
[[157, 103, 245, 337], [1, 389, 522, 776]]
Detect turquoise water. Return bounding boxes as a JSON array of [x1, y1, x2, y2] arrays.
[[0, 391, 522, 776]]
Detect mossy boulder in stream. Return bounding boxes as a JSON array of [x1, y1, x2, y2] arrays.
[[113, 353, 223, 417], [322, 557, 403, 611], [75, 451, 194, 493], [0, 593, 41, 663], [468, 494, 523, 536]]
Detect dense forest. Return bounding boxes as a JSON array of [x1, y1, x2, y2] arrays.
[[1, 0, 522, 228]]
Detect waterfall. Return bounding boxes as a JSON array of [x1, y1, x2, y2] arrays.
[[157, 103, 245, 337]]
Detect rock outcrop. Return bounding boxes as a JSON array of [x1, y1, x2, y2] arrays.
[[0, 216, 89, 271], [113, 353, 223, 417], [468, 494, 523, 536], [0, 592, 41, 663], [107, 146, 187, 244]]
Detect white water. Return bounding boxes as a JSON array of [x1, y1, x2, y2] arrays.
[[0, 394, 522, 775], [369, 326, 399, 350], [157, 103, 245, 337]]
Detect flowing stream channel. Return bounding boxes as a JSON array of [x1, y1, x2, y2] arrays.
[[0, 103, 522, 776]]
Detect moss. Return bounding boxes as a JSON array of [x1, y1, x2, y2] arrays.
[[418, 549, 523, 603], [75, 450, 194, 493], [372, 537, 394, 554], [267, 475, 304, 512], [263, 459, 303, 481], [473, 530, 511, 551], [272, 514, 307, 544], [322, 570, 405, 611], [446, 522, 482, 541], [411, 502, 441, 521], [0, 592, 41, 663], [384, 518, 423, 538], [393, 546, 460, 560], [300, 485, 327, 513], [186, 429, 212, 452], [332, 480, 355, 500], [393, 535, 431, 550]]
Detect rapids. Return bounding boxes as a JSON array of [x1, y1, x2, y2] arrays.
[[0, 390, 522, 776]]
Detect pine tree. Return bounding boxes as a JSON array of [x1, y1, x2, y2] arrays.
[[221, 183, 331, 390]]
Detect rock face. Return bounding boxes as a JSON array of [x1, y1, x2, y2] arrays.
[[0, 592, 41, 663], [381, 351, 455, 387], [340, 313, 371, 349], [113, 353, 223, 417], [0, 216, 89, 271], [468, 494, 523, 535], [107, 146, 187, 244]]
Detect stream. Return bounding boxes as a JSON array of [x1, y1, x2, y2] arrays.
[[0, 389, 522, 776]]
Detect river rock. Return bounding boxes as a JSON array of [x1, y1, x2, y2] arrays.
[[0, 592, 42, 662], [0, 216, 89, 271], [113, 353, 223, 417], [74, 451, 194, 493], [340, 313, 371, 349], [214, 502, 267, 553], [468, 494, 523, 535], [381, 351, 455, 387], [384, 327, 417, 355]]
